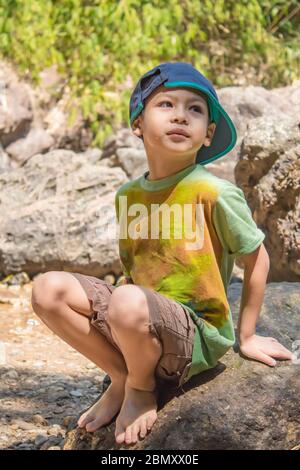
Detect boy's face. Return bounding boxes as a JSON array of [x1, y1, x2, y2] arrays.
[[132, 85, 216, 162]]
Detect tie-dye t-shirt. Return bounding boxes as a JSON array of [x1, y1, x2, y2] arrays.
[[115, 162, 265, 383]]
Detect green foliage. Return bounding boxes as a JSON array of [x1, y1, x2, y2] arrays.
[[0, 0, 299, 148]]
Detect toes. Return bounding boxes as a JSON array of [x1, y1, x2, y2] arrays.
[[115, 422, 126, 444], [77, 412, 89, 428], [140, 420, 148, 439], [78, 411, 100, 429], [115, 431, 125, 444], [125, 426, 132, 444], [146, 415, 157, 431], [130, 424, 139, 443], [85, 420, 98, 432], [85, 414, 110, 432]]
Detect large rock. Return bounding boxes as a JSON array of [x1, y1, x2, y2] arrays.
[[0, 149, 128, 278], [5, 127, 55, 165], [43, 95, 93, 153], [235, 116, 300, 281], [206, 82, 300, 183], [0, 60, 93, 166], [0, 62, 33, 151], [101, 128, 148, 180], [63, 282, 300, 450]]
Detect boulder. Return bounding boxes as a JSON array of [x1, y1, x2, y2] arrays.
[[5, 127, 55, 165], [235, 116, 300, 281], [206, 82, 300, 183], [0, 60, 93, 162], [0, 149, 128, 278], [101, 128, 148, 180], [63, 282, 300, 450], [0, 62, 33, 149]]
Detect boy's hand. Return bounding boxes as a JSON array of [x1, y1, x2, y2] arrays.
[[239, 334, 294, 366]]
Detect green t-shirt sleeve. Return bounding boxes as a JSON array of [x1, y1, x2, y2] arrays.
[[212, 185, 265, 257]]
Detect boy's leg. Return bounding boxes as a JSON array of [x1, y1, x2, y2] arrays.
[[107, 284, 163, 445], [31, 271, 128, 431]]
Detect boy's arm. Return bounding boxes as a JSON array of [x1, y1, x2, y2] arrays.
[[236, 243, 293, 366]]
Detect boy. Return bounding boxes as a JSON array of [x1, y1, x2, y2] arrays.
[[31, 61, 293, 446]]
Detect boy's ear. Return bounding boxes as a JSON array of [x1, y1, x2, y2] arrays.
[[203, 122, 217, 147], [132, 114, 143, 138]]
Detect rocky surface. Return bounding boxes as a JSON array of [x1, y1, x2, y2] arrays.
[[100, 128, 148, 180], [0, 60, 93, 167], [0, 149, 129, 278], [235, 116, 300, 281], [0, 275, 118, 450], [205, 83, 300, 182], [63, 282, 300, 450], [0, 257, 298, 450], [0, 265, 260, 450]]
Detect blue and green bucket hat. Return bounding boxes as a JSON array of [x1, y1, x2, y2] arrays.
[[129, 61, 237, 165]]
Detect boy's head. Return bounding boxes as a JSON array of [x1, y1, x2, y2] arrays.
[[129, 62, 237, 166], [132, 84, 216, 164]]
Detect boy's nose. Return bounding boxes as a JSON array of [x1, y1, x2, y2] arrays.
[[171, 112, 188, 123]]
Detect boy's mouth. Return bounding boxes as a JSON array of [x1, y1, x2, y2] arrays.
[[166, 128, 190, 138]]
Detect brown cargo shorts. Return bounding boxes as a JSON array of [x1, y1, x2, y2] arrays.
[[69, 272, 195, 388]]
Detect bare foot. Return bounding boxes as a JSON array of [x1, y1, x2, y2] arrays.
[[77, 377, 126, 432], [115, 379, 158, 445]]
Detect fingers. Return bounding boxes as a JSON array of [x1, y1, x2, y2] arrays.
[[240, 336, 295, 367], [263, 338, 294, 360], [266, 339, 294, 359], [252, 350, 277, 366], [268, 346, 294, 360], [256, 344, 293, 364], [243, 346, 293, 367]]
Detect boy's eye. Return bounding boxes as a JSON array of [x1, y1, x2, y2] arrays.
[[158, 101, 202, 113]]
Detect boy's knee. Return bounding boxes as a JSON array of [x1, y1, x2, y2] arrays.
[[107, 285, 149, 329], [31, 271, 65, 314]]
